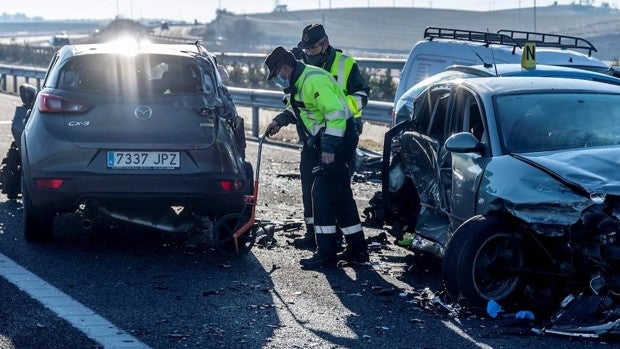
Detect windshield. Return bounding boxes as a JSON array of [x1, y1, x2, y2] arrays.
[[497, 92, 620, 153], [57, 54, 215, 96]]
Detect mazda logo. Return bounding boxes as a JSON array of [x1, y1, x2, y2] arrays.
[[134, 106, 153, 120]]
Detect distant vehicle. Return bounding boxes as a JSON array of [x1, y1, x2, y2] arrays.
[[394, 27, 617, 106], [50, 31, 70, 47], [160, 21, 169, 31], [380, 76, 620, 327], [15, 41, 252, 251]]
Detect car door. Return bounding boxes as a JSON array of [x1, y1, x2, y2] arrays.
[[403, 85, 453, 241], [446, 87, 490, 227]]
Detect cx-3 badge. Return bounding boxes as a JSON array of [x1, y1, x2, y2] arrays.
[[134, 106, 152, 120]]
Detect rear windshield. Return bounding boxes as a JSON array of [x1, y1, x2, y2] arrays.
[[57, 54, 215, 95]]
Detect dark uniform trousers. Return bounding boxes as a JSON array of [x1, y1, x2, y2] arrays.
[[312, 118, 361, 233], [300, 144, 320, 226]]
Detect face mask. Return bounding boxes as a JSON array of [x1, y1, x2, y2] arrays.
[[274, 74, 290, 89], [306, 51, 327, 66]]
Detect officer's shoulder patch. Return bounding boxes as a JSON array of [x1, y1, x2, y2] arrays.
[[313, 92, 320, 99]]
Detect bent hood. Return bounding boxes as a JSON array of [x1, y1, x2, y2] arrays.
[[516, 147, 620, 197]]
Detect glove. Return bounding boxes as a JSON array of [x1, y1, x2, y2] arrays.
[[273, 110, 295, 126], [265, 121, 280, 137]]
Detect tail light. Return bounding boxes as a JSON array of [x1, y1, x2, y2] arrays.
[[35, 178, 64, 189], [38, 93, 93, 114], [220, 180, 244, 191]]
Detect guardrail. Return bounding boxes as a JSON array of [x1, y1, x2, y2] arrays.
[[0, 64, 47, 91], [0, 64, 393, 137], [228, 87, 392, 137]]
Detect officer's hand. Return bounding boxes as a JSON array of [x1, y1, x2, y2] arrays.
[[321, 152, 335, 164], [265, 121, 281, 137]]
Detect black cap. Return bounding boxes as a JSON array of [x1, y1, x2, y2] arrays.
[[297, 23, 327, 49], [264, 46, 294, 80]]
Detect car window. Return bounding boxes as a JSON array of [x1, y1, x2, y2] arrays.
[[497, 92, 620, 153], [42, 53, 61, 89], [447, 89, 486, 143], [412, 85, 452, 139]]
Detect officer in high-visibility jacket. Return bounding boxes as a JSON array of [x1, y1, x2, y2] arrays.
[[297, 23, 369, 128], [289, 23, 370, 251], [264, 46, 369, 269]]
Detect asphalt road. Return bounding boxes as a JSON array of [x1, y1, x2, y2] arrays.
[[0, 93, 616, 348]]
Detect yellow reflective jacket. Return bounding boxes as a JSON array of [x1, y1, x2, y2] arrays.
[[321, 47, 369, 118], [290, 63, 351, 153]]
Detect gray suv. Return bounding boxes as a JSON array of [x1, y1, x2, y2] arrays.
[[19, 42, 251, 243]]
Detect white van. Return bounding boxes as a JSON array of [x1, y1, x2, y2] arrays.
[[394, 27, 614, 105]]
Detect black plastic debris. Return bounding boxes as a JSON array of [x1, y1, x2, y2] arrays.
[[544, 293, 620, 337]]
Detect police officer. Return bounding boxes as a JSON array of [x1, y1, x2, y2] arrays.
[[264, 46, 369, 269], [291, 23, 370, 251]]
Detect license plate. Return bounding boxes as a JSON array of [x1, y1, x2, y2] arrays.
[[107, 151, 180, 169]]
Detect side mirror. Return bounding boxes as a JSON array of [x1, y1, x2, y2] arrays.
[[19, 84, 37, 108], [445, 132, 486, 154]]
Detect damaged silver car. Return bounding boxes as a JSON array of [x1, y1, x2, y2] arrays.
[[376, 76, 620, 332]]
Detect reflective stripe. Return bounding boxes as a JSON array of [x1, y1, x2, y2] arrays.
[[325, 127, 345, 137], [354, 95, 363, 106], [315, 225, 337, 234], [311, 124, 324, 135], [341, 223, 363, 235], [337, 55, 346, 91], [304, 217, 314, 224], [354, 91, 368, 98], [325, 110, 345, 121]]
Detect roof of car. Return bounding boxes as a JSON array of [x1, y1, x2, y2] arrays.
[[61, 42, 211, 58], [449, 63, 609, 76], [459, 76, 620, 95], [447, 63, 620, 83]]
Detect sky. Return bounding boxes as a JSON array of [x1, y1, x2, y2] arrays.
[[5, 0, 616, 23]]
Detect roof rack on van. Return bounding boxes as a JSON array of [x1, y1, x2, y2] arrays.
[[496, 30, 597, 56], [424, 27, 521, 48]]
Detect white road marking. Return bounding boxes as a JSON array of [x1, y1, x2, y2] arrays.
[[0, 120, 11, 124], [442, 320, 493, 349], [0, 253, 151, 349]]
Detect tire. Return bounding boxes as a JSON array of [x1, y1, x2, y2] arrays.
[[22, 179, 54, 242], [0, 142, 21, 200], [442, 215, 524, 309]]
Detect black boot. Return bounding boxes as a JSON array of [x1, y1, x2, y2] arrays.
[[300, 233, 337, 270], [293, 224, 316, 251], [339, 231, 369, 264]]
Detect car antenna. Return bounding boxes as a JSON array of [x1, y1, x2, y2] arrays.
[[464, 37, 492, 70], [487, 29, 499, 77]]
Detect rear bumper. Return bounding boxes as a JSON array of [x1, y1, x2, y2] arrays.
[[23, 172, 250, 216]]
